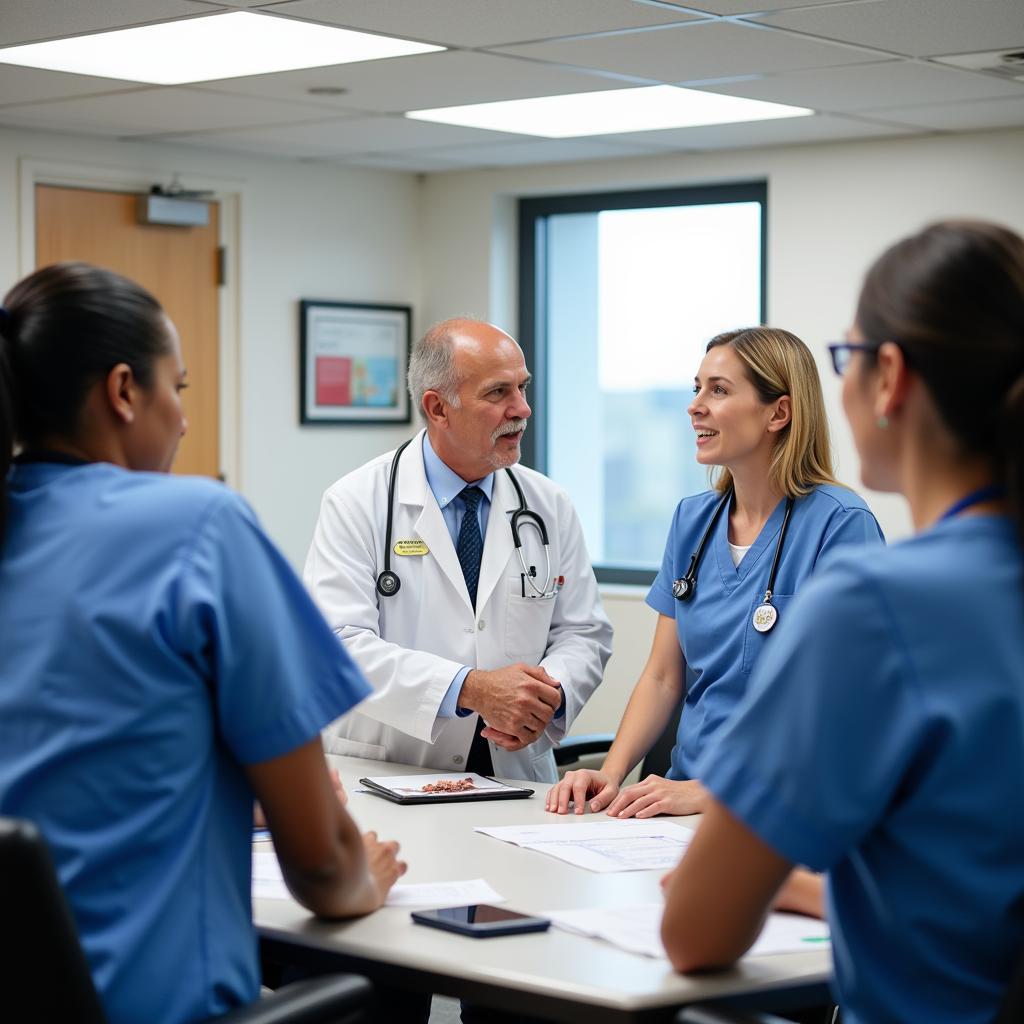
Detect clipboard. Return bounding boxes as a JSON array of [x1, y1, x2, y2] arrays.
[[359, 772, 534, 805]]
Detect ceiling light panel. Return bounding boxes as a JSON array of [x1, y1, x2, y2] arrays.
[[0, 11, 443, 85], [407, 85, 811, 138]]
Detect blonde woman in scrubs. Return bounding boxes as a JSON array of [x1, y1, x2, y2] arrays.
[[547, 327, 883, 818]]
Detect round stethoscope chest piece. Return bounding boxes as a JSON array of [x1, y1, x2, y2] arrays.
[[671, 577, 693, 601], [376, 570, 401, 597], [751, 602, 778, 633]]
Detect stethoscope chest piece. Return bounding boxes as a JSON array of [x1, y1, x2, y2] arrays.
[[376, 570, 401, 598], [671, 576, 694, 601], [751, 600, 777, 633]]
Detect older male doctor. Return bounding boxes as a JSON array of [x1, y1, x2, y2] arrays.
[[304, 318, 612, 783]]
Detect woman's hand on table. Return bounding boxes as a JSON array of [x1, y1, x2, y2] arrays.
[[604, 776, 707, 818], [545, 769, 620, 814]]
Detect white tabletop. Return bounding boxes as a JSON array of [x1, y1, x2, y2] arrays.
[[254, 756, 831, 1021]]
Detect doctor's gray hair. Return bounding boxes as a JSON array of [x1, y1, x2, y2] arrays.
[[407, 318, 467, 416]]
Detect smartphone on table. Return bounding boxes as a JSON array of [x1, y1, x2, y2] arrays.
[[411, 904, 550, 938]]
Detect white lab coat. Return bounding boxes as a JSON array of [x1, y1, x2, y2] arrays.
[[304, 431, 613, 783]]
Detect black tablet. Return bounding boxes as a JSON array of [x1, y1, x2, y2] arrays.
[[359, 773, 533, 805]]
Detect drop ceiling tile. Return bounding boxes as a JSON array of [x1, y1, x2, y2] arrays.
[[699, 60, 1024, 112], [324, 152, 473, 172], [858, 95, 1024, 130], [0, 87, 344, 136], [0, 65, 142, 106], [198, 50, 627, 114], [190, 0, 292, 6], [406, 137, 671, 167], [680, 1, 865, 12], [494, 21, 883, 83], [257, 0, 704, 48], [158, 116, 525, 157], [586, 111, 913, 150], [0, 0, 216, 47], [752, 0, 1024, 59]]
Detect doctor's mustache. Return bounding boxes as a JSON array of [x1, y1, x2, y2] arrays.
[[492, 419, 528, 442]]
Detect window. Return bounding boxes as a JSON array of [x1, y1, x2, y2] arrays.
[[519, 183, 766, 584]]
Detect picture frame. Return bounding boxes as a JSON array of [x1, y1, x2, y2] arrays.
[[299, 300, 412, 424]]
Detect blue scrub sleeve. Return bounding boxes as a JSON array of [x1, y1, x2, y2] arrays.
[[696, 555, 925, 871], [171, 492, 371, 764], [814, 503, 886, 569]]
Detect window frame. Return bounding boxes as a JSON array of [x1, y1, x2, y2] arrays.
[[517, 181, 768, 585]]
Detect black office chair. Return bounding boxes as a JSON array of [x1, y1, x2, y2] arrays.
[[0, 816, 372, 1024], [554, 701, 683, 779]]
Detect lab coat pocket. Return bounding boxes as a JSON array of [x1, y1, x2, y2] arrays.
[[321, 736, 388, 762], [504, 577, 556, 664], [741, 594, 795, 677]]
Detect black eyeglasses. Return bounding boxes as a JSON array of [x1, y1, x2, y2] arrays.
[[827, 342, 877, 376]]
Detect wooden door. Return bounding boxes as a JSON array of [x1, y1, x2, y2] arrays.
[[35, 184, 221, 478]]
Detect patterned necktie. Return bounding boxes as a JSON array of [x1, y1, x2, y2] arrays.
[[456, 485, 484, 609]]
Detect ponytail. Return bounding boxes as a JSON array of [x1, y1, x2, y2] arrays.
[[0, 308, 13, 543], [856, 220, 1024, 545], [0, 263, 168, 550], [1000, 374, 1024, 545]]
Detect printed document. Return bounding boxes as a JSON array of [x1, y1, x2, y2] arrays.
[[548, 904, 830, 959], [473, 820, 695, 872], [252, 851, 505, 908]]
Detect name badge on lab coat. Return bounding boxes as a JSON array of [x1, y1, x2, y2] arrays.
[[394, 540, 429, 557]]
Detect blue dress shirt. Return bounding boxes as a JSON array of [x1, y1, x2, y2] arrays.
[[422, 434, 494, 718]]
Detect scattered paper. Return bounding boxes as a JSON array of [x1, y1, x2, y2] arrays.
[[474, 820, 695, 873], [548, 904, 830, 959], [252, 851, 505, 909], [253, 850, 291, 900], [384, 879, 506, 908]]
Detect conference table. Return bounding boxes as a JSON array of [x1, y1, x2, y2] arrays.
[[254, 756, 832, 1023]]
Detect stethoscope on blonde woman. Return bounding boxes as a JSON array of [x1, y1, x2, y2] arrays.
[[671, 487, 795, 633]]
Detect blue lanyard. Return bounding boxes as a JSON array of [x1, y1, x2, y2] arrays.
[[938, 484, 1007, 522]]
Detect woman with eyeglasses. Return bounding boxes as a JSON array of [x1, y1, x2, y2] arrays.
[[661, 220, 1024, 1024], [0, 263, 405, 1024], [547, 327, 883, 818]]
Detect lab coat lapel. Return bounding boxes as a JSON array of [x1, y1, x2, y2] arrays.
[[399, 433, 473, 611], [476, 469, 516, 612]]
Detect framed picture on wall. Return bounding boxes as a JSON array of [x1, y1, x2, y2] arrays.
[[299, 300, 412, 424]]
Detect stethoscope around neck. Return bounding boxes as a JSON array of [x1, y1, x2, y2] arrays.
[[672, 487, 795, 634], [375, 437, 556, 600]]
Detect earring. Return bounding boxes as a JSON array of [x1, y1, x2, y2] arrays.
[[876, 415, 889, 429]]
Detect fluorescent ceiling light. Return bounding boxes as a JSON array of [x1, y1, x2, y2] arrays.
[[0, 12, 443, 85], [407, 84, 812, 138]]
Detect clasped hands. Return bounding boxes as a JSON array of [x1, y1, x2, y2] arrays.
[[458, 663, 562, 752], [545, 770, 708, 818]]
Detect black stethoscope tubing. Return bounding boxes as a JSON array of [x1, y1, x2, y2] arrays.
[[672, 489, 795, 629], [376, 438, 415, 597], [376, 438, 552, 599]]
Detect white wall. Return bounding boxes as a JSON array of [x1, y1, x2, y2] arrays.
[[419, 127, 1024, 735], [5, 124, 1024, 738], [0, 125, 421, 568]]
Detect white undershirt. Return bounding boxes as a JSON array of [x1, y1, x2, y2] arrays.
[[729, 542, 751, 567]]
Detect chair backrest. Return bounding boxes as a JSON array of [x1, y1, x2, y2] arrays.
[[995, 941, 1024, 1024], [640, 702, 683, 779], [0, 816, 107, 1023]]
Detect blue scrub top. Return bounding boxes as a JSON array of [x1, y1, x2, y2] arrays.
[[0, 462, 371, 1024], [647, 484, 883, 779], [698, 515, 1024, 1024]]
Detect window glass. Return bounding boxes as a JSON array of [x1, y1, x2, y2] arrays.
[[523, 187, 765, 580]]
